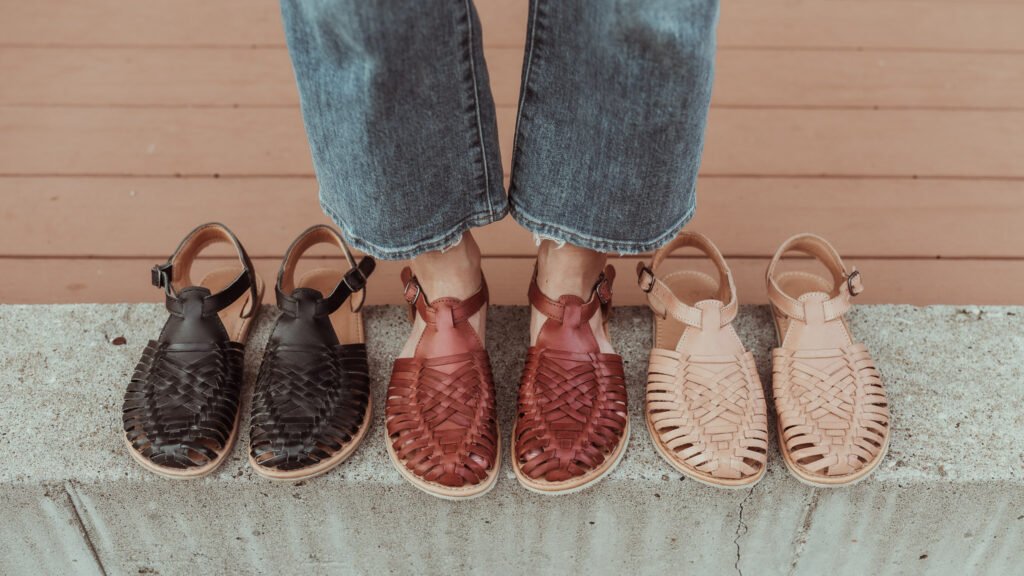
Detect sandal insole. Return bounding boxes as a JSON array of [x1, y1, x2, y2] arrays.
[[296, 268, 365, 345], [775, 271, 833, 300], [772, 271, 853, 347]]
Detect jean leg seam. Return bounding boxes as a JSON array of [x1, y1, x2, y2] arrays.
[[462, 0, 495, 219], [511, 0, 541, 175]]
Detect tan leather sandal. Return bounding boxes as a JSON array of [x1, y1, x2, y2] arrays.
[[767, 233, 890, 487], [637, 232, 768, 488]]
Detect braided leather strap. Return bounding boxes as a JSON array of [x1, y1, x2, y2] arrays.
[[647, 350, 768, 480], [250, 343, 370, 471], [515, 348, 628, 482], [123, 340, 244, 469], [387, 351, 498, 487], [773, 344, 890, 477]]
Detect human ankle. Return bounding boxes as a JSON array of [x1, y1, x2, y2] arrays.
[[412, 232, 483, 301], [531, 241, 613, 352], [535, 240, 607, 300]]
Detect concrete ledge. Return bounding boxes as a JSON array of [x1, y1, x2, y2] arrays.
[[1, 304, 1022, 575]]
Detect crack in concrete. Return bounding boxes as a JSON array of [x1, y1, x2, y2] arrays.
[[787, 490, 822, 576], [733, 484, 757, 576], [63, 481, 108, 576]]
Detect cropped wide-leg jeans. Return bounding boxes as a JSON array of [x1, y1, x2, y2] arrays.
[[281, 0, 718, 259]]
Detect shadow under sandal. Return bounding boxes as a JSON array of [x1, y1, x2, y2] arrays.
[[123, 222, 264, 479], [637, 231, 768, 489], [248, 225, 376, 481], [513, 266, 629, 495], [767, 233, 890, 487], [385, 269, 499, 500]]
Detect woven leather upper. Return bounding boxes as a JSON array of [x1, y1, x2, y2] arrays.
[[514, 266, 628, 483], [248, 298, 372, 471], [248, 225, 375, 474], [124, 334, 244, 469], [638, 232, 769, 485], [385, 269, 498, 489]]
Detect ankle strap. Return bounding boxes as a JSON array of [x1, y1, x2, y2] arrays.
[[765, 233, 864, 322], [151, 222, 259, 318], [636, 231, 737, 328], [528, 265, 615, 325], [275, 225, 375, 317], [401, 267, 488, 325]]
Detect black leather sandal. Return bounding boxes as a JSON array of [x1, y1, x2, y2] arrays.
[[123, 222, 264, 479], [248, 225, 376, 480]]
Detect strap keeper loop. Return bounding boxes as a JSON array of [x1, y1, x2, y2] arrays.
[[594, 273, 613, 305], [151, 263, 173, 293], [403, 279, 421, 305]]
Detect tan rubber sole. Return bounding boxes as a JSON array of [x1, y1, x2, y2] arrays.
[[643, 405, 764, 490], [249, 396, 373, 482], [777, 419, 890, 488], [511, 420, 631, 496], [383, 423, 502, 501]]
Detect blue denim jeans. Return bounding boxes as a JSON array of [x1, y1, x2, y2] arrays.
[[281, 0, 718, 259]]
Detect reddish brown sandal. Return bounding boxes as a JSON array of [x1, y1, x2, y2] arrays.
[[512, 266, 629, 495], [384, 268, 499, 500]]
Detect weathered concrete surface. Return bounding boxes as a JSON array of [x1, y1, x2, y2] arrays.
[[0, 304, 1021, 576]]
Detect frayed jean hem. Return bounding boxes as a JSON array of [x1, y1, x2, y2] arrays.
[[320, 199, 508, 261], [508, 198, 696, 256]]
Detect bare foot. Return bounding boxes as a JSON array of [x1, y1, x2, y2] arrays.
[[529, 240, 614, 353], [398, 232, 486, 358]]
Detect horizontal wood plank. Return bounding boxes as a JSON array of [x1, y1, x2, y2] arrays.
[[0, 47, 302, 107], [701, 108, 1024, 178], [4, 176, 1023, 259], [711, 50, 1024, 110], [2, 256, 1021, 306], [4, 0, 1024, 52], [719, 0, 1024, 52], [4, 47, 1023, 110], [4, 107, 1023, 178]]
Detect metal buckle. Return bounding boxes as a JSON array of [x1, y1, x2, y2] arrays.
[[846, 270, 863, 297], [637, 265, 656, 294], [402, 279, 421, 304], [342, 266, 367, 293], [597, 281, 611, 305]]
